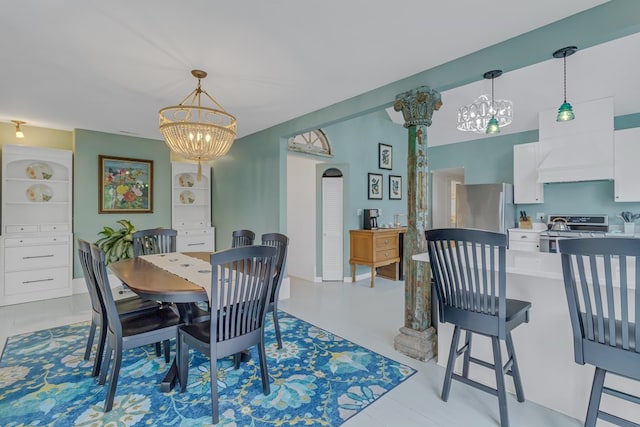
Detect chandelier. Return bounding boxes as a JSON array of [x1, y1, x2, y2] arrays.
[[159, 70, 236, 179], [456, 72, 513, 134]]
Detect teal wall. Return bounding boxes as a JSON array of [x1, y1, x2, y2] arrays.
[[72, 129, 172, 277]]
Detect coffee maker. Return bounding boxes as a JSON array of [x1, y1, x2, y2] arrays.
[[363, 208, 379, 230]]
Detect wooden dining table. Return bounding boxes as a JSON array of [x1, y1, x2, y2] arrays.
[[109, 251, 211, 392]]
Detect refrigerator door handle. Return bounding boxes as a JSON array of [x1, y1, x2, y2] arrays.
[[499, 190, 505, 233]]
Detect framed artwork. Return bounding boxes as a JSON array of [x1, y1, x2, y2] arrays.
[[99, 155, 153, 213], [389, 175, 402, 200], [368, 173, 383, 200], [378, 143, 392, 170]]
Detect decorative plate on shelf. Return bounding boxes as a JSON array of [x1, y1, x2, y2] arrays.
[[179, 190, 195, 204], [178, 173, 195, 187], [26, 162, 54, 180], [26, 184, 54, 202]]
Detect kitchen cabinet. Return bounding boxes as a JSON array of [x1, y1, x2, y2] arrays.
[[171, 162, 215, 252], [614, 127, 640, 202], [1, 144, 73, 305], [513, 142, 543, 204], [349, 228, 404, 288], [508, 228, 542, 252]]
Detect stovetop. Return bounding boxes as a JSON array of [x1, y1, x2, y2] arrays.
[[541, 214, 609, 237]]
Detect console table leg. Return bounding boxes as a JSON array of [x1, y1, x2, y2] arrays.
[[351, 264, 356, 282], [370, 266, 375, 288]]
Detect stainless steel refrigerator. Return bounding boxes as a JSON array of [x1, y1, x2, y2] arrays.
[[455, 183, 515, 233]]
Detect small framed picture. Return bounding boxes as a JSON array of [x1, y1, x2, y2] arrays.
[[378, 143, 392, 170], [389, 175, 402, 200], [368, 173, 383, 200]]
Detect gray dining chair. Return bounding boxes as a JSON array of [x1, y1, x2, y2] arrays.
[[176, 245, 277, 424], [132, 228, 177, 256], [425, 228, 531, 427], [261, 232, 289, 349], [90, 244, 182, 412], [231, 229, 255, 248], [77, 238, 162, 377], [558, 237, 640, 427]]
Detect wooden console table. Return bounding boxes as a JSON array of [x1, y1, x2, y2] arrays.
[[349, 228, 406, 287]]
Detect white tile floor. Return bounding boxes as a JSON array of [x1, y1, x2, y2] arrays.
[[0, 276, 582, 427]]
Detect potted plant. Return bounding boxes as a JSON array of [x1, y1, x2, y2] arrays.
[[96, 219, 136, 264]]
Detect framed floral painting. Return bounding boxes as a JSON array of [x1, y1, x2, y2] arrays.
[[368, 173, 383, 200], [99, 155, 153, 213]]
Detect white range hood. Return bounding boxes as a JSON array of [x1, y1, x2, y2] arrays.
[[536, 97, 614, 183]]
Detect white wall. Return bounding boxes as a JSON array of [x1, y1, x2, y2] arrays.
[[287, 154, 321, 281]]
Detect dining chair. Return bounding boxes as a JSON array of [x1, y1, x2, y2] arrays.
[[132, 228, 177, 256], [77, 238, 163, 377], [90, 244, 182, 412], [176, 245, 277, 424], [261, 232, 289, 349], [558, 237, 640, 427], [425, 228, 531, 427], [231, 229, 255, 248]]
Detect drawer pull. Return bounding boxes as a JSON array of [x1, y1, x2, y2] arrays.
[[187, 243, 205, 246], [520, 235, 528, 239], [22, 278, 55, 284], [385, 252, 389, 257], [23, 254, 55, 259], [384, 239, 389, 244]]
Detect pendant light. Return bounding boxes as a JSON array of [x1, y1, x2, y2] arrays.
[[484, 70, 502, 134], [553, 46, 578, 122]]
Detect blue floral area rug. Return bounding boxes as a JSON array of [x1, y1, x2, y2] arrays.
[[0, 312, 415, 426]]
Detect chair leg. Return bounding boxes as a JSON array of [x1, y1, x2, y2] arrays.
[[257, 340, 271, 395], [84, 322, 97, 360], [272, 308, 282, 349], [92, 325, 107, 377], [99, 341, 112, 386], [163, 340, 171, 363], [585, 367, 606, 427], [442, 326, 461, 402], [233, 352, 241, 369], [210, 351, 219, 424], [491, 336, 509, 427], [505, 332, 525, 403], [461, 330, 473, 379], [155, 342, 162, 357], [104, 342, 122, 412], [177, 332, 189, 393]]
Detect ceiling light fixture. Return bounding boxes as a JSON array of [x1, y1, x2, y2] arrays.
[[553, 46, 578, 122], [456, 71, 512, 134], [159, 70, 236, 180], [11, 120, 25, 138], [484, 70, 503, 134]]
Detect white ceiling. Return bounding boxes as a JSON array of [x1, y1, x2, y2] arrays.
[[0, 1, 609, 141]]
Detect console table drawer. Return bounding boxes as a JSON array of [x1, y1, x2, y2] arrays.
[[375, 234, 398, 250], [375, 248, 399, 262]]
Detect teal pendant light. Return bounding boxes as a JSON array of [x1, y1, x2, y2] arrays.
[[553, 46, 578, 122], [484, 69, 503, 134]]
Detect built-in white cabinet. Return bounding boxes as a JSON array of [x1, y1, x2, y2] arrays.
[[513, 142, 544, 204], [508, 228, 542, 252], [171, 162, 215, 252], [614, 127, 640, 202], [1, 144, 73, 305]]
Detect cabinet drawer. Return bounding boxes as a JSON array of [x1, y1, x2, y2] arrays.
[[41, 223, 70, 232], [5, 225, 38, 233], [4, 243, 70, 271], [374, 247, 399, 262], [177, 235, 214, 252], [4, 235, 70, 247], [374, 234, 398, 250], [509, 241, 540, 252], [4, 267, 70, 296]]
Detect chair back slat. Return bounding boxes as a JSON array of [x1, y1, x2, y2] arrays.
[[559, 238, 640, 361], [90, 244, 123, 338], [426, 228, 507, 337], [132, 228, 177, 256], [261, 233, 289, 304], [231, 229, 255, 248], [77, 239, 105, 316]]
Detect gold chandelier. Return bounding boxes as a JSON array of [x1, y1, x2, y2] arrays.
[[159, 70, 236, 179]]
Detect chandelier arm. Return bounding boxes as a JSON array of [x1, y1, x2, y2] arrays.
[[199, 88, 226, 111], [177, 87, 200, 106]]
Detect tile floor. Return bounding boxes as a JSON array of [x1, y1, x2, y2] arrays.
[[0, 275, 583, 427]]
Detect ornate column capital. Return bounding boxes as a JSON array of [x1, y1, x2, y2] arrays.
[[393, 86, 442, 128]]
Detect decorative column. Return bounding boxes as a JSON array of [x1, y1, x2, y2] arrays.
[[392, 86, 442, 361]]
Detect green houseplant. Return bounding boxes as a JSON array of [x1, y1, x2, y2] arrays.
[[96, 219, 136, 264]]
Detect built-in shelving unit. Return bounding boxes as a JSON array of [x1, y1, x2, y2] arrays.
[[1, 144, 73, 305], [171, 161, 215, 252]]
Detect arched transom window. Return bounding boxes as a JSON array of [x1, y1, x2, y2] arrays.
[[287, 129, 333, 157]]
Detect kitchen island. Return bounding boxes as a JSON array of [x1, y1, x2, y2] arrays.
[[413, 249, 638, 424]]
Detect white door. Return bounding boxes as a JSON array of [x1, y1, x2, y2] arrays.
[[322, 177, 343, 281]]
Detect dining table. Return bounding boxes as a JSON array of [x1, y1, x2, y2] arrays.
[[109, 251, 212, 392]]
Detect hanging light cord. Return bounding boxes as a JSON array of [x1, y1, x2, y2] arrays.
[[491, 76, 496, 117], [562, 53, 568, 103]]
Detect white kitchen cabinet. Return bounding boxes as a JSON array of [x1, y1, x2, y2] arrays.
[[1, 144, 73, 305], [614, 127, 640, 202], [171, 162, 215, 252], [508, 228, 542, 252], [513, 142, 544, 204]]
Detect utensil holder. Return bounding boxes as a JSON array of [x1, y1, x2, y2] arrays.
[[519, 217, 532, 229], [624, 222, 635, 235]]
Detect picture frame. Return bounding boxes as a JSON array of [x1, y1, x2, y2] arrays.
[[368, 173, 383, 200], [99, 155, 153, 213], [389, 175, 402, 200], [378, 143, 392, 170]]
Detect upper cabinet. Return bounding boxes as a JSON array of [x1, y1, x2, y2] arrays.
[[537, 97, 614, 183], [614, 127, 640, 202], [513, 142, 543, 204]]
